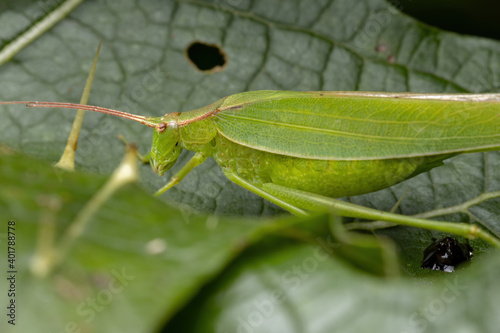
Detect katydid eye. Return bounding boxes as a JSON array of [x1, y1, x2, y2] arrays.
[[157, 122, 167, 133]]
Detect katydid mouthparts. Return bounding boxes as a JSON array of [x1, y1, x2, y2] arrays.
[[2, 90, 500, 245]]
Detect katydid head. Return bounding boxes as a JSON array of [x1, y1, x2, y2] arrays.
[[149, 113, 182, 176], [0, 101, 183, 175]]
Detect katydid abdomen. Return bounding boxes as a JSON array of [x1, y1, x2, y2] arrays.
[[214, 134, 451, 198]]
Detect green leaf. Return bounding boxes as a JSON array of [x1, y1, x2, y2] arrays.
[[0, 0, 499, 332], [166, 242, 500, 333], [0, 151, 278, 332]]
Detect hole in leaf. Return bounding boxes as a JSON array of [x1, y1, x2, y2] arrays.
[[185, 42, 227, 72]]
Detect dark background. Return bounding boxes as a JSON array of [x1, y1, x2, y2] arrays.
[[390, 0, 500, 40]]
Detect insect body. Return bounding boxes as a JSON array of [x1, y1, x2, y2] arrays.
[[421, 237, 473, 272], [2, 90, 500, 245], [11, 91, 498, 191]]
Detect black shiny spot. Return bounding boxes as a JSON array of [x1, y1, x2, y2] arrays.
[[186, 42, 227, 72], [421, 237, 473, 273]]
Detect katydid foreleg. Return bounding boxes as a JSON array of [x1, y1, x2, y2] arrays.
[[155, 152, 208, 195]]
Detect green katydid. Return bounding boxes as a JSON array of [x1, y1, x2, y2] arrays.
[[1, 90, 500, 246]]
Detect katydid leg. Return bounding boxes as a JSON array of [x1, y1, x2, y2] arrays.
[[262, 183, 500, 248], [223, 170, 308, 216], [155, 152, 208, 196]]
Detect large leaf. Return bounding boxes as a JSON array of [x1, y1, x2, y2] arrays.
[[166, 241, 500, 333], [0, 151, 289, 332], [0, 0, 500, 332]]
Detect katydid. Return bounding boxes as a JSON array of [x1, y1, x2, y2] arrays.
[[2, 90, 500, 246]]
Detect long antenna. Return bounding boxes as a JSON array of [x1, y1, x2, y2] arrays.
[[0, 101, 158, 128]]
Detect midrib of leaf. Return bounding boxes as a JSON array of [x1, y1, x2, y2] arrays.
[[346, 189, 500, 233], [0, 0, 85, 66]]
